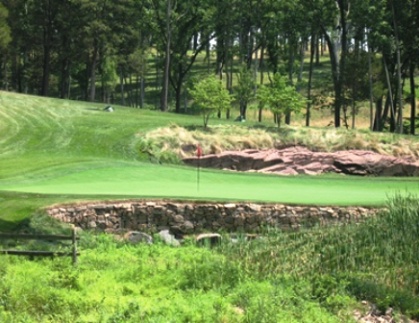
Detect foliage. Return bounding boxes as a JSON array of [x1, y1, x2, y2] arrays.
[[234, 65, 256, 119], [189, 75, 233, 127], [257, 73, 306, 128], [0, 195, 417, 321]]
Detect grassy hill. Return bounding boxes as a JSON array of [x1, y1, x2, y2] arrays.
[[0, 91, 418, 322], [0, 90, 419, 230]]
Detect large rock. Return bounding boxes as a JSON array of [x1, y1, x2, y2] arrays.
[[183, 147, 419, 176], [124, 231, 153, 244], [158, 230, 181, 247]]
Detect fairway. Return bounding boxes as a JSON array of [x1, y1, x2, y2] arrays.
[[0, 90, 418, 210], [0, 161, 418, 206]]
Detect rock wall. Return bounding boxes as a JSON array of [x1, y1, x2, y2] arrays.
[[47, 201, 379, 234]]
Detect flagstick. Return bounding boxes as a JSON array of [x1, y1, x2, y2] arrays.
[[197, 155, 200, 192]]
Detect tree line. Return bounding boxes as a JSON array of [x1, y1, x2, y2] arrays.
[[0, 0, 417, 134]]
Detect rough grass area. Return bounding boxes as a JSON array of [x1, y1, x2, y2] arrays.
[[0, 195, 417, 322], [140, 124, 419, 161]]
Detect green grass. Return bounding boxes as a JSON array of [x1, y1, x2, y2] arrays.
[[0, 91, 418, 321], [1, 163, 418, 206], [0, 195, 417, 322], [0, 237, 349, 322], [0, 90, 418, 230]]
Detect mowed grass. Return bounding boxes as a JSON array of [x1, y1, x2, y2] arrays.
[[0, 90, 418, 228], [1, 162, 418, 206]]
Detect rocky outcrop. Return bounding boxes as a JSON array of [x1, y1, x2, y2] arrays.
[[47, 201, 378, 234], [183, 147, 419, 176]]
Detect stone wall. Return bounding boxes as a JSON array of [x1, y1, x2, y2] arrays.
[[47, 201, 379, 234]]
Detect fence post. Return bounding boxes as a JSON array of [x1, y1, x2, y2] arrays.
[[72, 226, 77, 265]]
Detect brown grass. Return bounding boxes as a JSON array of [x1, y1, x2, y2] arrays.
[[139, 124, 419, 160]]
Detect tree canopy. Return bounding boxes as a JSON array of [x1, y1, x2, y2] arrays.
[[189, 75, 232, 128], [0, 0, 417, 134]]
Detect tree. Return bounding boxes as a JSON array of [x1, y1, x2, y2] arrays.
[[149, 0, 216, 113], [235, 64, 256, 120], [189, 75, 232, 128], [257, 73, 305, 128]]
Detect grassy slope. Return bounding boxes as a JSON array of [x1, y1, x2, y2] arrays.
[[0, 84, 418, 321], [0, 90, 418, 228]]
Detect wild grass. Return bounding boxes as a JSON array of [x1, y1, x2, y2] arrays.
[[0, 195, 417, 321], [139, 124, 419, 159]]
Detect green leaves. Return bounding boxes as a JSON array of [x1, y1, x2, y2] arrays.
[[189, 75, 233, 128], [257, 73, 306, 128]]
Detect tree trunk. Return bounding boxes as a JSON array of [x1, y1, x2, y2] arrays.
[[40, 1, 55, 97], [174, 78, 182, 113], [367, 31, 374, 130], [392, 1, 404, 134], [41, 42, 51, 96], [125, 75, 132, 107], [383, 57, 396, 131], [315, 34, 320, 66], [409, 63, 416, 135], [119, 68, 125, 106], [373, 96, 383, 131], [60, 57, 70, 99], [306, 33, 315, 127], [160, 0, 171, 112], [321, 0, 349, 128], [259, 45, 265, 85], [89, 44, 99, 102], [322, 30, 342, 128]]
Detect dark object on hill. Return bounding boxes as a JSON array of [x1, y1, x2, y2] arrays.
[[183, 146, 419, 177], [104, 106, 114, 112], [196, 233, 222, 247]]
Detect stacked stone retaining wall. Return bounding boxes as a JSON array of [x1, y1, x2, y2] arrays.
[[47, 201, 379, 234]]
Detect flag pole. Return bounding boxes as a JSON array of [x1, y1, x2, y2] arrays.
[[196, 144, 202, 192]]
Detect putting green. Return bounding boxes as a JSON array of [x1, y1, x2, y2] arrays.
[[0, 161, 417, 206], [0, 91, 418, 208]]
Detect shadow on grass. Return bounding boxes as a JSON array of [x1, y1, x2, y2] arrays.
[[0, 218, 19, 232], [12, 212, 71, 235]]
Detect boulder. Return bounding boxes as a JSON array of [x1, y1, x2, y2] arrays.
[[183, 146, 419, 177], [124, 231, 153, 244], [158, 230, 181, 247]]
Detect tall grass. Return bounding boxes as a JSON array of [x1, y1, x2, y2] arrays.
[[0, 195, 417, 321], [140, 124, 419, 160], [217, 194, 419, 318]]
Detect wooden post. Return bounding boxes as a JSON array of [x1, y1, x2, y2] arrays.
[[72, 226, 77, 265]]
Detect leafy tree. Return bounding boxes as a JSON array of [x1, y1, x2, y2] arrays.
[[257, 73, 305, 128], [235, 65, 256, 120], [189, 75, 232, 128], [149, 0, 216, 113]]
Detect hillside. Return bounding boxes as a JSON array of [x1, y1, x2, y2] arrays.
[[0, 91, 418, 230], [0, 91, 418, 322]]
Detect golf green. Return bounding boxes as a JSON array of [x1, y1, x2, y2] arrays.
[[1, 161, 417, 206]]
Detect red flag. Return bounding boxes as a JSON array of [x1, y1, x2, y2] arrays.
[[196, 144, 202, 158]]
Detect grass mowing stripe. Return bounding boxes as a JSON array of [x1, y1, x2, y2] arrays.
[[1, 91, 418, 209], [1, 163, 417, 206]]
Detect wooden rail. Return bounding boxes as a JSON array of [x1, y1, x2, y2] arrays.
[[0, 227, 79, 265]]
